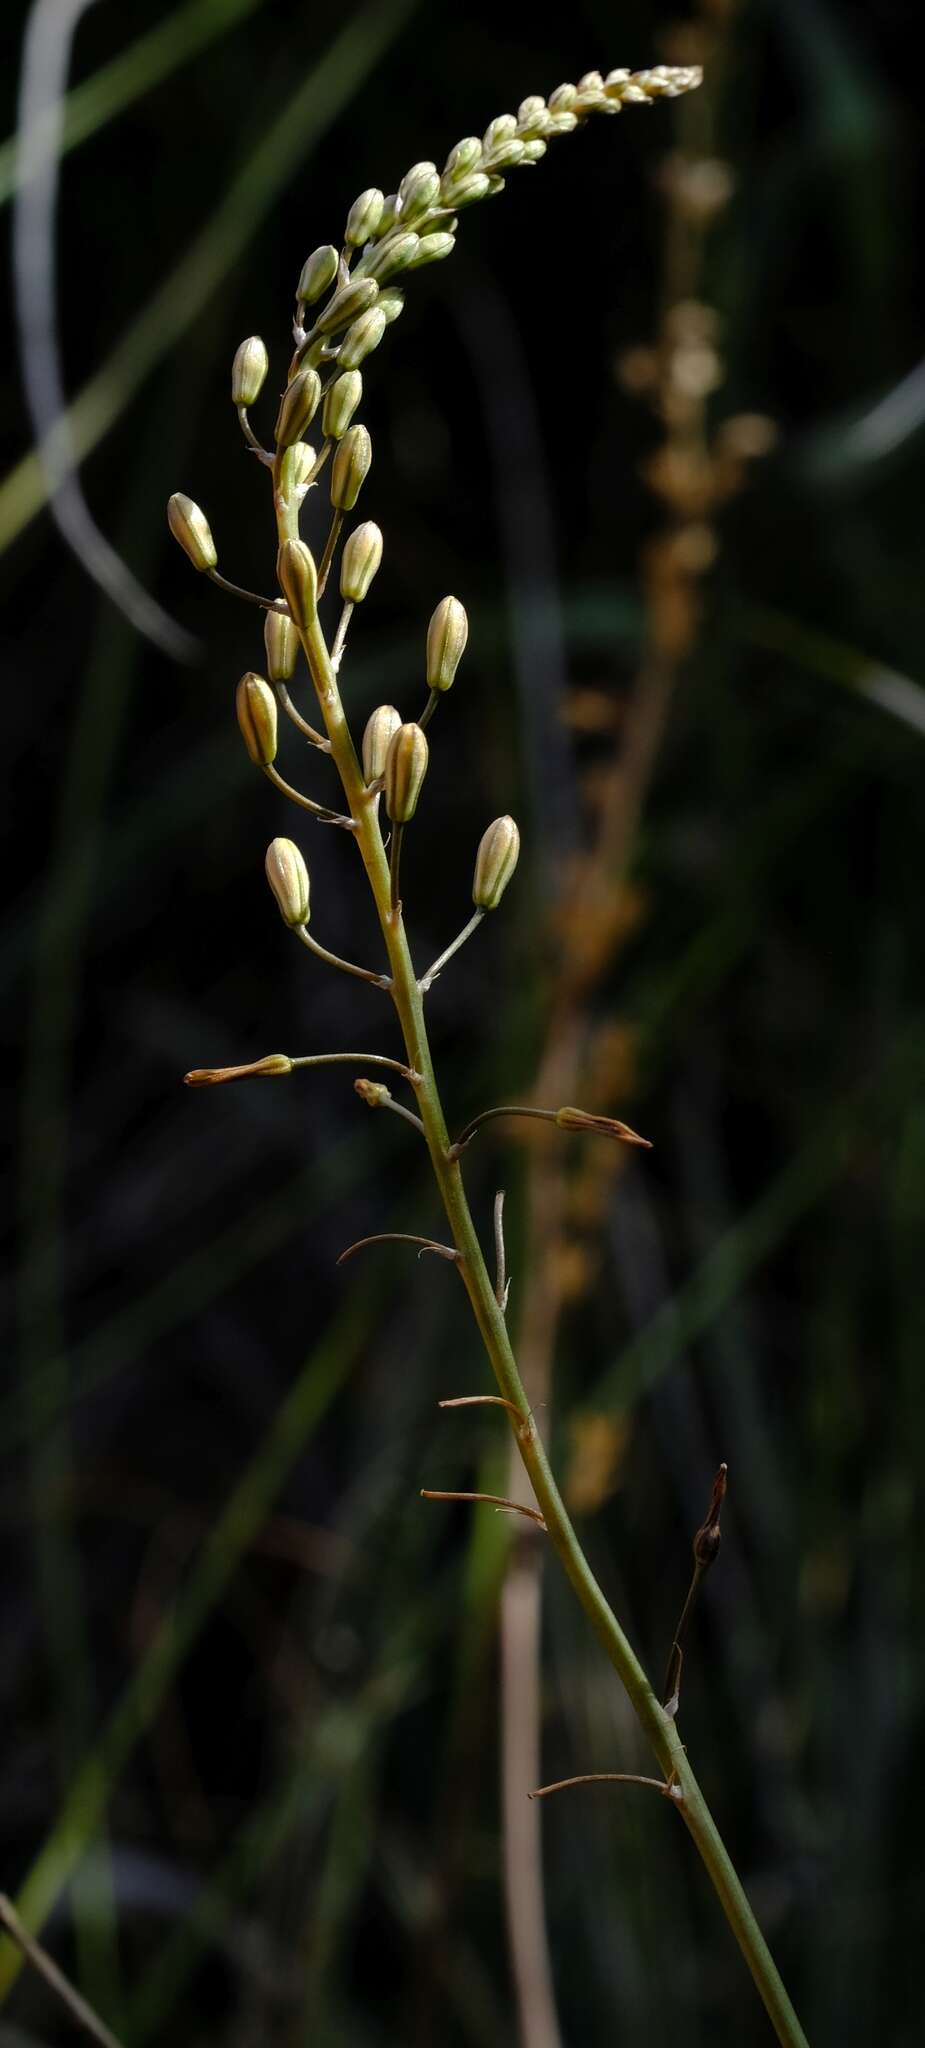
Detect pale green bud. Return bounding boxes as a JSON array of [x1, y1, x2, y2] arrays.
[[442, 171, 490, 209], [297, 245, 339, 304], [322, 370, 363, 440], [426, 595, 468, 691], [377, 288, 405, 325], [231, 335, 268, 408], [313, 276, 379, 338], [517, 95, 550, 135], [398, 161, 440, 221], [275, 368, 321, 449], [407, 232, 455, 269], [384, 722, 429, 824], [265, 837, 309, 926], [345, 186, 384, 245], [264, 608, 298, 682], [276, 442, 317, 503], [330, 425, 372, 512], [547, 83, 577, 114], [362, 704, 401, 783], [236, 672, 278, 766], [521, 138, 547, 162], [167, 492, 217, 572], [473, 814, 520, 909], [377, 193, 400, 236], [487, 139, 525, 170], [340, 521, 383, 603], [483, 114, 518, 153], [277, 538, 317, 629], [338, 305, 387, 371], [363, 232, 420, 283], [546, 110, 578, 134], [443, 137, 482, 181]]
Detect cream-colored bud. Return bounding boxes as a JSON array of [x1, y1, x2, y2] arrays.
[[330, 425, 372, 512], [521, 138, 547, 162], [398, 161, 440, 221], [362, 703, 401, 783], [322, 371, 363, 440], [363, 232, 420, 283], [276, 539, 317, 629], [297, 245, 338, 304], [265, 837, 309, 926], [472, 815, 520, 909], [276, 442, 317, 504], [231, 336, 268, 408], [377, 289, 405, 325], [313, 277, 379, 338], [441, 171, 490, 209], [264, 608, 298, 682], [167, 493, 217, 572], [236, 673, 278, 766], [483, 114, 518, 153], [338, 306, 387, 371], [426, 595, 468, 691], [407, 232, 455, 268], [443, 137, 482, 181], [384, 722, 428, 823], [517, 95, 549, 135], [487, 139, 525, 170], [547, 83, 577, 114], [275, 368, 321, 448], [345, 187, 384, 246], [340, 521, 383, 603]]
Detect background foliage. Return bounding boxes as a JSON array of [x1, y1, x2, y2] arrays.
[[2, 1, 923, 2043]]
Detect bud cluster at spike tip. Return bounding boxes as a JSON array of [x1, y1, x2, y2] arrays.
[[473, 815, 520, 909], [231, 335, 268, 408], [167, 493, 217, 572], [236, 674, 278, 767], [340, 522, 383, 603], [385, 723, 428, 823], [265, 837, 309, 926], [362, 704, 401, 784], [426, 596, 468, 691]]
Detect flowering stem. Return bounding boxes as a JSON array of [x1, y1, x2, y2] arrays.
[[282, 542, 809, 2048]]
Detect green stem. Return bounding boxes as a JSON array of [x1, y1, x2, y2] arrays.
[[282, 539, 810, 2048]]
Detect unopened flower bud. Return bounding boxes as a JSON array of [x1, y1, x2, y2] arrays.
[[472, 815, 520, 909], [426, 595, 468, 691], [264, 607, 298, 682], [277, 538, 317, 628], [407, 232, 455, 268], [340, 521, 383, 603], [385, 722, 428, 823], [167, 492, 217, 572], [276, 442, 317, 505], [487, 139, 525, 170], [483, 114, 518, 154], [265, 837, 309, 926], [521, 138, 547, 162], [547, 83, 577, 114], [345, 186, 384, 245], [297, 244, 338, 304], [443, 136, 483, 181], [322, 370, 363, 440], [363, 231, 420, 283], [442, 171, 490, 209], [236, 672, 278, 766], [338, 306, 387, 371], [554, 1106, 651, 1148], [377, 193, 400, 236], [231, 335, 268, 408], [354, 1078, 391, 1108], [377, 288, 405, 325], [330, 424, 372, 511], [362, 703, 401, 783], [313, 276, 379, 338], [517, 95, 550, 135], [398, 161, 440, 221], [185, 1053, 293, 1087], [275, 367, 321, 448]]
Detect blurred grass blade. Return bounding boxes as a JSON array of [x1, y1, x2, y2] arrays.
[[0, 0, 273, 206], [0, 0, 421, 556]]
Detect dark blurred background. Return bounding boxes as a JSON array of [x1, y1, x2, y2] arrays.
[[2, 1, 924, 2043]]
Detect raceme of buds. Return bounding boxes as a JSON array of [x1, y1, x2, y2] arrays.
[[264, 607, 298, 682], [185, 1054, 293, 1087], [345, 187, 385, 245], [265, 837, 309, 926], [426, 595, 468, 690], [472, 815, 520, 909], [331, 425, 372, 511], [236, 672, 278, 766], [322, 371, 362, 440], [275, 367, 321, 448], [338, 306, 387, 371], [231, 335, 268, 408], [297, 244, 338, 304], [384, 722, 428, 823], [362, 704, 401, 783], [398, 161, 441, 221], [313, 276, 379, 338], [167, 493, 217, 572], [554, 1105, 652, 1149], [277, 539, 317, 629], [340, 521, 383, 603]]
